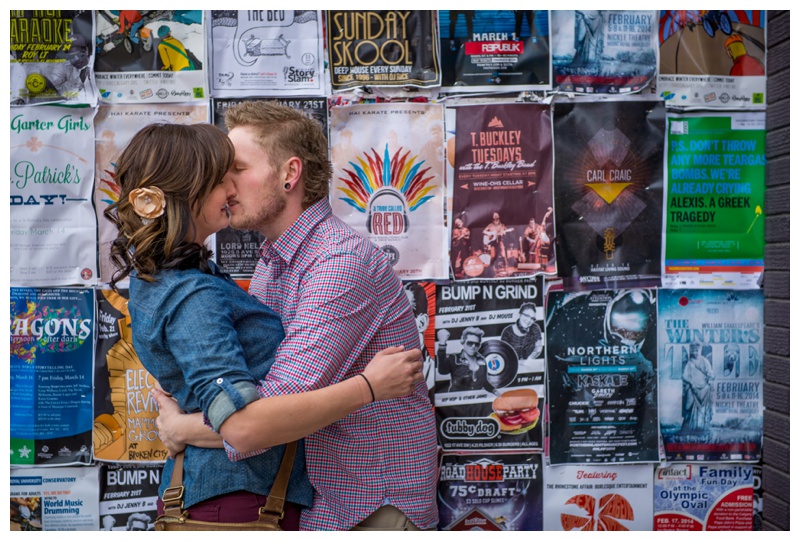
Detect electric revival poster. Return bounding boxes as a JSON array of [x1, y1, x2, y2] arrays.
[[663, 112, 766, 289], [10, 10, 97, 106], [208, 10, 325, 97], [658, 289, 763, 462], [449, 102, 554, 281], [10, 287, 95, 467], [553, 98, 664, 290], [326, 10, 440, 90], [546, 289, 659, 465], [439, 10, 551, 92], [551, 10, 658, 94], [657, 10, 767, 108], [10, 105, 98, 287], [330, 102, 447, 280], [94, 10, 207, 103], [434, 279, 545, 451]]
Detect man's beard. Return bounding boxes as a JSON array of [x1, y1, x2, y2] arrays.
[[230, 186, 287, 232]]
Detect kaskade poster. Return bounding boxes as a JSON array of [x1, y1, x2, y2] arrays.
[[658, 289, 763, 462], [553, 98, 664, 290], [546, 289, 659, 464]]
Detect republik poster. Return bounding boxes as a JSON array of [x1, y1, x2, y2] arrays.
[[11, 287, 95, 467], [658, 289, 763, 462], [546, 289, 659, 465], [553, 97, 664, 290]]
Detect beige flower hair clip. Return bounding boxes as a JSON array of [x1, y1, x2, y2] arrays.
[[129, 187, 166, 225]]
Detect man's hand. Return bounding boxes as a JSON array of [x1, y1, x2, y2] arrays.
[[152, 387, 187, 458], [437, 328, 450, 347], [362, 346, 423, 401]]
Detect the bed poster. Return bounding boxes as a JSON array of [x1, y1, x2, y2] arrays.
[[212, 97, 328, 278], [437, 453, 543, 531], [98, 463, 162, 531], [10, 287, 95, 467], [543, 463, 654, 531], [10, 10, 98, 106], [658, 289, 763, 462], [434, 279, 545, 451], [439, 10, 551, 92], [553, 98, 664, 290], [94, 10, 206, 103], [326, 10, 440, 90], [94, 103, 210, 285], [658, 10, 767, 107], [11, 467, 100, 531], [94, 289, 169, 463], [450, 102, 554, 281], [546, 289, 659, 465], [654, 463, 755, 531], [663, 111, 766, 289], [10, 105, 98, 287], [551, 10, 658, 94], [330, 102, 447, 280], [208, 10, 325, 97]]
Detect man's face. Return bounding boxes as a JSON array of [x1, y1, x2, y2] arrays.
[[454, 218, 463, 229], [493, 213, 500, 222], [225, 126, 287, 233], [462, 334, 481, 354], [518, 310, 535, 331]]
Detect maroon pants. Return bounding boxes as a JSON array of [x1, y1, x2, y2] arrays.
[[157, 490, 302, 531]]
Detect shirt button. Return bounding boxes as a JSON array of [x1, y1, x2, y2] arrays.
[[216, 378, 224, 384]]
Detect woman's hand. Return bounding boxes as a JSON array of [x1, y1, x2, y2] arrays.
[[362, 346, 423, 401], [152, 387, 188, 458]]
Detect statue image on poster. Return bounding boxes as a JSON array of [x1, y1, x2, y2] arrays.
[[658, 10, 766, 107], [551, 10, 658, 94]]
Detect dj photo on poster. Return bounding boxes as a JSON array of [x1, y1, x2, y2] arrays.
[[450, 102, 554, 281], [546, 289, 659, 465], [94, 10, 206, 103], [551, 10, 658, 94], [439, 10, 551, 92], [658, 10, 766, 107], [658, 289, 763, 462], [330, 102, 447, 280], [11, 467, 100, 531], [208, 10, 325, 97], [98, 463, 161, 531], [10, 10, 97, 106], [10, 288, 94, 467], [437, 453, 543, 531], [10, 105, 98, 287], [654, 463, 755, 531], [663, 111, 765, 289], [327, 10, 440, 90], [553, 97, 664, 290], [434, 279, 545, 451]]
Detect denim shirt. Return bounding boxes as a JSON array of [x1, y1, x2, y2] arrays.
[[128, 263, 313, 509]]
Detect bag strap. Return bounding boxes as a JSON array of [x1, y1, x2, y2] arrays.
[[160, 440, 298, 524]]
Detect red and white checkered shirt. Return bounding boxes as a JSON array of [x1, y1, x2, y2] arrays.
[[243, 199, 439, 531]]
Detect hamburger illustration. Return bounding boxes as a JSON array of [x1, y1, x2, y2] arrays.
[[490, 388, 540, 434]]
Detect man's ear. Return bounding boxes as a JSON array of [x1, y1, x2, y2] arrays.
[[417, 313, 429, 333], [282, 156, 303, 191]]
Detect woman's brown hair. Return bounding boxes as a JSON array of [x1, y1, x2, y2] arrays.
[[104, 123, 235, 288]]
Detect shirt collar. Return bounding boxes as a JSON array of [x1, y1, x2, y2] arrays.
[[259, 198, 332, 265]]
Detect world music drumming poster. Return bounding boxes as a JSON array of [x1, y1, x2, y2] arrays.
[[654, 463, 755, 531], [208, 10, 325, 97], [657, 10, 767, 108], [94, 10, 207, 103], [94, 103, 210, 285], [434, 279, 545, 451], [553, 98, 664, 290], [99, 463, 162, 531], [10, 105, 98, 287], [11, 287, 95, 467], [543, 463, 654, 531], [658, 289, 763, 462], [212, 97, 328, 278], [663, 112, 765, 289], [11, 466, 100, 531], [437, 453, 543, 531], [439, 10, 551, 92], [327, 10, 440, 90], [546, 289, 659, 465], [10, 10, 98, 106], [330, 102, 447, 280], [450, 102, 554, 281], [94, 289, 169, 463], [551, 10, 658, 94]]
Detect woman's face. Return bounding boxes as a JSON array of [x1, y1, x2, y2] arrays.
[[191, 173, 236, 243]]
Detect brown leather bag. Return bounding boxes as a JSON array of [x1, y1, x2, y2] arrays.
[[154, 441, 298, 531]]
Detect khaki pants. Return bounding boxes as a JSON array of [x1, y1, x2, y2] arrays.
[[351, 505, 431, 531]]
